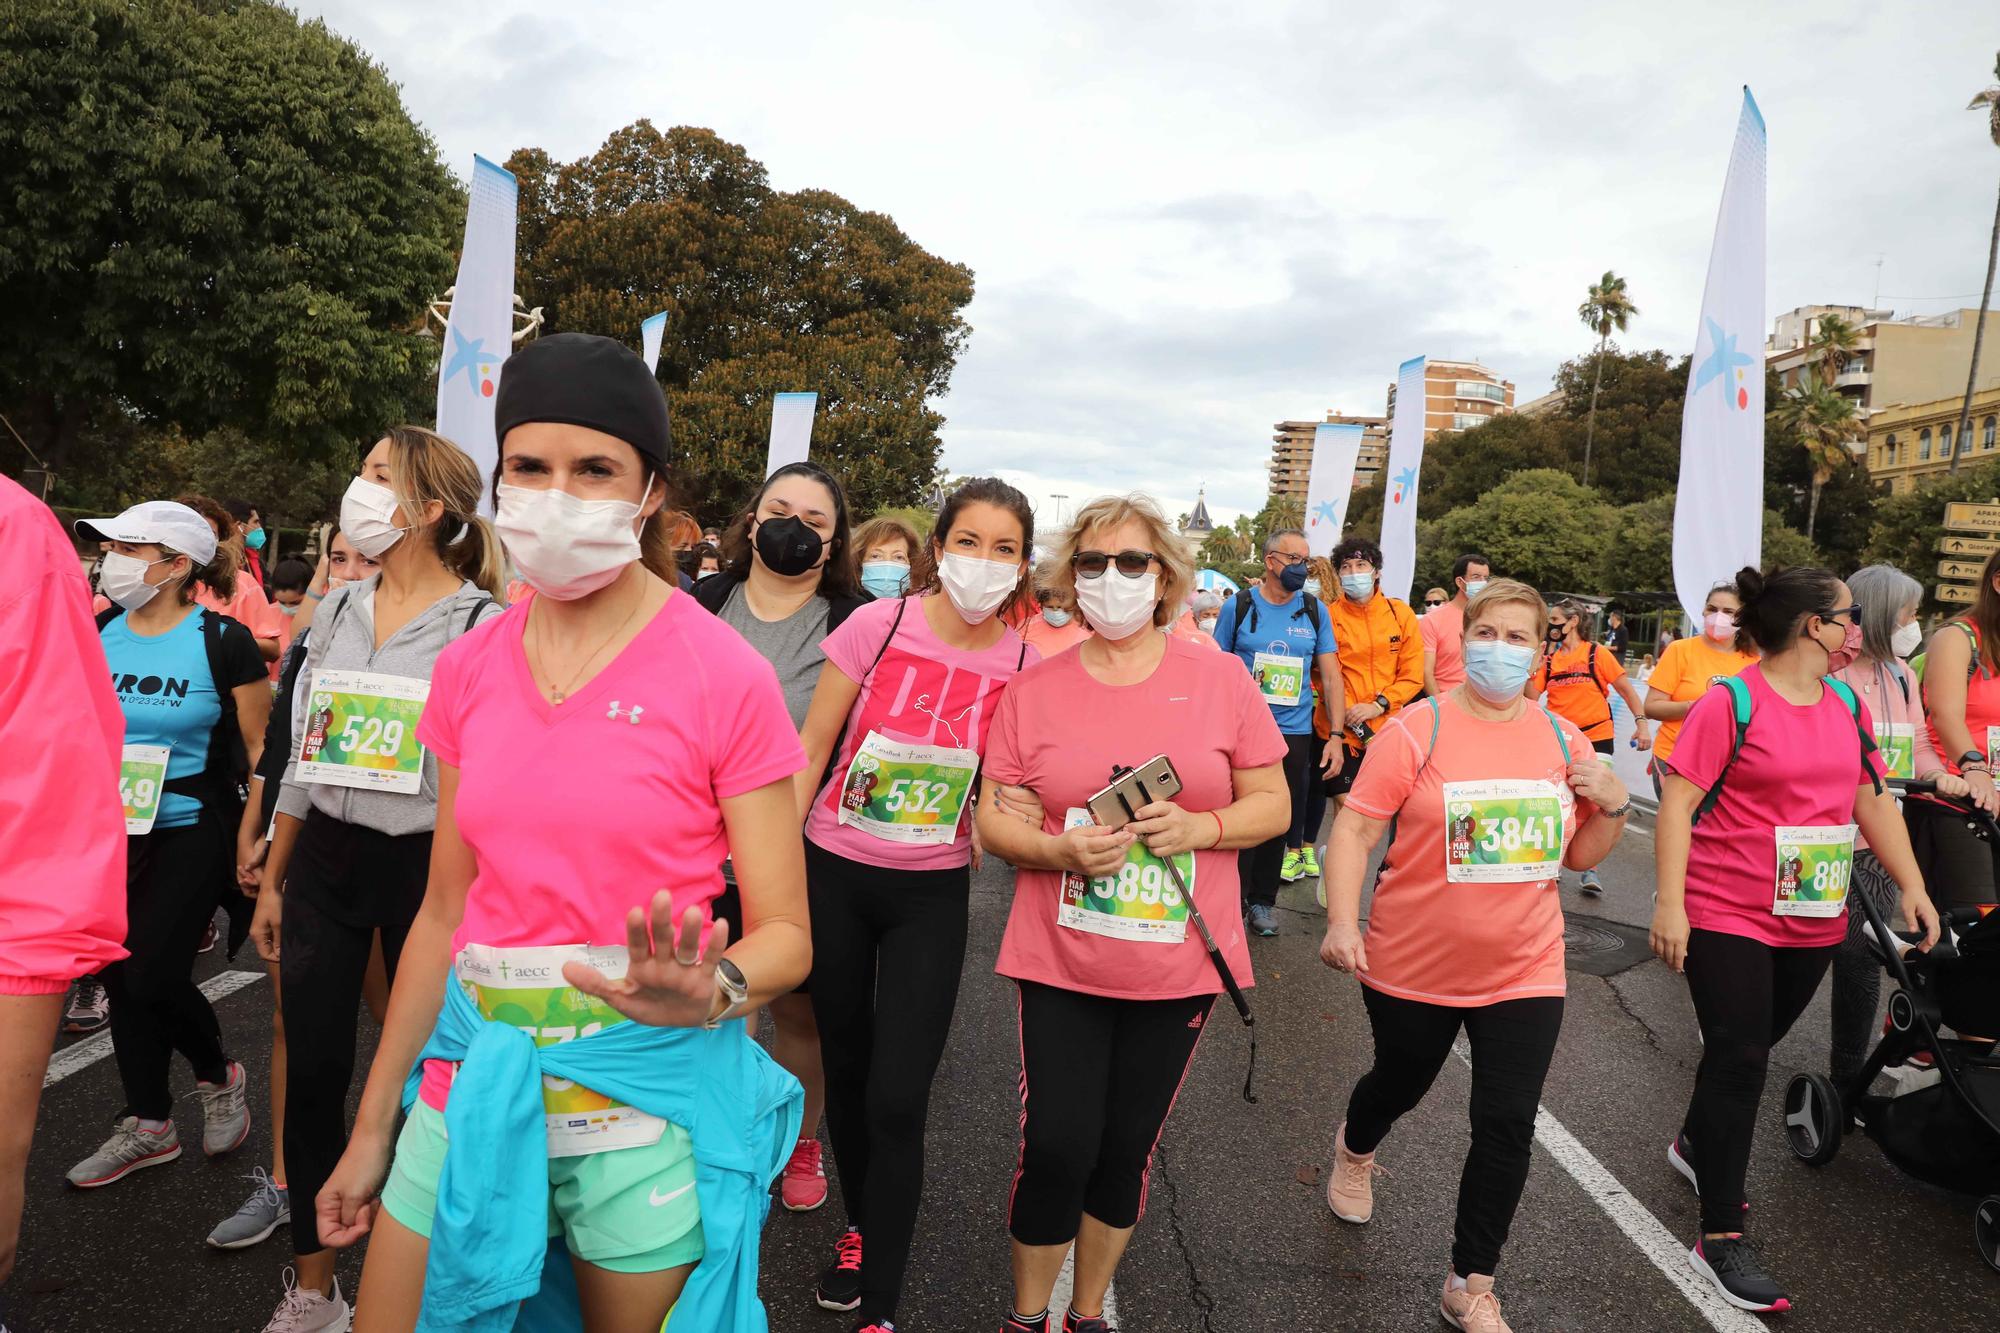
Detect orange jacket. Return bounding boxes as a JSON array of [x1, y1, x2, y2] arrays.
[[1317, 591, 1425, 749]]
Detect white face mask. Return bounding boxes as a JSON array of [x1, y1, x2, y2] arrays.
[[100, 551, 172, 611], [1197, 615, 1218, 634], [495, 479, 651, 601], [339, 477, 409, 559], [936, 552, 1019, 624], [1077, 572, 1158, 640], [1891, 620, 1923, 659]]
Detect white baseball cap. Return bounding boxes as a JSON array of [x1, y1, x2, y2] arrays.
[[74, 501, 219, 566]]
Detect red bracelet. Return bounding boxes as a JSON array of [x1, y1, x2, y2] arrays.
[[1208, 810, 1225, 848]]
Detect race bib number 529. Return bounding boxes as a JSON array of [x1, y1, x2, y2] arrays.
[[297, 669, 429, 794]]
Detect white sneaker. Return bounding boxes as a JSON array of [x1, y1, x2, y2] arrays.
[[260, 1269, 352, 1332], [192, 1059, 251, 1156]]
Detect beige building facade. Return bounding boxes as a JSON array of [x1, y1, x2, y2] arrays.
[[1268, 411, 1390, 506], [1383, 359, 1517, 441], [1867, 386, 2000, 494]]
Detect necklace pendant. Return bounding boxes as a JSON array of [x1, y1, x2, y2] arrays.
[[551, 689, 566, 704]]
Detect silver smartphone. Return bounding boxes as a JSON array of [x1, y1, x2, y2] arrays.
[[1084, 755, 1184, 830]]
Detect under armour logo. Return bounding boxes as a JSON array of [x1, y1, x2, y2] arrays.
[[607, 701, 644, 724]]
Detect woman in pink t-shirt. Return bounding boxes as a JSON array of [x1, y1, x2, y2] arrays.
[[1654, 564, 1938, 1314], [1317, 580, 1630, 1333], [977, 495, 1288, 1333], [313, 334, 811, 1333], [792, 478, 1039, 1330]]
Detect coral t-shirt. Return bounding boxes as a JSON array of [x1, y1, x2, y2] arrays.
[[1665, 664, 1885, 949], [416, 590, 804, 1108], [1344, 694, 1596, 1006], [805, 595, 1037, 871], [985, 637, 1286, 1000], [1420, 602, 1466, 689], [1646, 635, 1758, 761]]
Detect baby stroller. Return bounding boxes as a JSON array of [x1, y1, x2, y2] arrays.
[[1778, 781, 2000, 1273]]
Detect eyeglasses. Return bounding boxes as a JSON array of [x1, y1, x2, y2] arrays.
[[1072, 549, 1160, 579], [1823, 604, 1862, 624]]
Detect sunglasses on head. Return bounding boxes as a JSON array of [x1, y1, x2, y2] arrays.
[[1072, 549, 1159, 579]]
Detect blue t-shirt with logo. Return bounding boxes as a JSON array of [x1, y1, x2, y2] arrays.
[[100, 610, 264, 829], [1212, 585, 1339, 735]]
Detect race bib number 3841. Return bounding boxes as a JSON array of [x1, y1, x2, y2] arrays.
[[298, 669, 429, 794], [1442, 779, 1565, 883]]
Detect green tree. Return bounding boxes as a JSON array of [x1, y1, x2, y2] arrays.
[[1546, 349, 1687, 504], [1811, 312, 1861, 385], [1955, 52, 2000, 476], [1771, 371, 1862, 541], [506, 122, 975, 526], [1600, 496, 1818, 594], [0, 1, 460, 497], [1577, 270, 1638, 485], [1861, 456, 2000, 614], [1426, 469, 1612, 593]]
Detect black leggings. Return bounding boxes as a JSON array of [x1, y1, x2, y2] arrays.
[[806, 841, 970, 1325], [1240, 732, 1312, 907], [1343, 986, 1563, 1277], [103, 810, 233, 1120], [1009, 981, 1212, 1244], [1678, 929, 1835, 1234], [280, 813, 426, 1256]]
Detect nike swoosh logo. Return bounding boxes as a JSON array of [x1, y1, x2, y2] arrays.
[[649, 1181, 696, 1207]]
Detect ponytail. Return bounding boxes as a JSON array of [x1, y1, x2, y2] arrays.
[[441, 515, 508, 604], [1732, 564, 1842, 655]]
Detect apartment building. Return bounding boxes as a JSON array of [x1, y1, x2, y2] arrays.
[[1268, 411, 1390, 506]]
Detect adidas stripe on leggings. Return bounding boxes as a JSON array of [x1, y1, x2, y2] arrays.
[[1008, 980, 1211, 1244]]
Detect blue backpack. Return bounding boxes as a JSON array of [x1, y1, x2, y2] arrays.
[[1689, 675, 1882, 826]]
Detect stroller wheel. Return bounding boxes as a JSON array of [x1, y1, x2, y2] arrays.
[[1977, 1195, 2000, 1275], [1783, 1073, 1842, 1166]]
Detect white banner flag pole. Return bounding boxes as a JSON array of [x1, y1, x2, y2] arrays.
[[767, 392, 817, 474], [1303, 422, 1363, 558], [1672, 88, 1767, 626], [435, 156, 518, 515], [1377, 357, 1428, 601], [640, 312, 668, 376]]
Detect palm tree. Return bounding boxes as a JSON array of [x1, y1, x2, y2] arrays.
[[1577, 270, 1638, 487], [1956, 51, 2000, 475], [1773, 371, 1860, 541], [1812, 312, 1860, 385]]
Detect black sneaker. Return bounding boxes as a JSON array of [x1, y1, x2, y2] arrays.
[[815, 1228, 863, 1312], [1667, 1132, 1750, 1213], [1689, 1235, 1791, 1313], [1001, 1313, 1049, 1333], [1063, 1310, 1116, 1333]]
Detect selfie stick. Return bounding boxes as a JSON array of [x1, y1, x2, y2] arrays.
[[1110, 765, 1257, 1103]]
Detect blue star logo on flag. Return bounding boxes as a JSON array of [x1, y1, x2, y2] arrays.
[[443, 329, 497, 394], [1693, 318, 1753, 411], [1311, 500, 1339, 528], [1391, 467, 1417, 504]]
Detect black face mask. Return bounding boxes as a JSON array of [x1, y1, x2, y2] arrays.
[[755, 515, 825, 577], [676, 549, 701, 576]]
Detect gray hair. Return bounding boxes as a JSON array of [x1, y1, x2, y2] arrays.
[[1264, 527, 1306, 556], [1847, 564, 1922, 663]]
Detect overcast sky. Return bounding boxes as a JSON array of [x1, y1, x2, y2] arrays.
[[301, 1, 1998, 530]]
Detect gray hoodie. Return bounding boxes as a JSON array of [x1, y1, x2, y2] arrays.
[[277, 577, 499, 836]]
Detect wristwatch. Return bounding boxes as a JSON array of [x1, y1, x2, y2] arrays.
[[1959, 751, 1988, 771], [704, 958, 750, 1029], [1373, 693, 1389, 713], [1601, 799, 1634, 819]]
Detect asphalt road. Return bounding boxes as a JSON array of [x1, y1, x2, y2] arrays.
[[12, 813, 1998, 1332]]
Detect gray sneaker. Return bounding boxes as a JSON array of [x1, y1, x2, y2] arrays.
[[1247, 903, 1280, 937], [65, 1116, 181, 1188], [208, 1166, 290, 1249], [259, 1269, 351, 1332], [192, 1060, 251, 1157]]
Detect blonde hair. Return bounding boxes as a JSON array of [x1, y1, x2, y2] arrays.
[[1038, 493, 1195, 630], [1465, 577, 1548, 634], [382, 425, 507, 602]]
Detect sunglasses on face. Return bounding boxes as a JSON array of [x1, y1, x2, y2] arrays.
[[1823, 604, 1862, 624], [1424, 599, 1445, 609], [1072, 549, 1160, 579]]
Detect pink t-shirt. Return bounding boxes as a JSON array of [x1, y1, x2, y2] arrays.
[[1018, 614, 1092, 658], [1344, 694, 1596, 1006], [416, 590, 804, 1107], [0, 477, 128, 992], [1420, 602, 1466, 689], [805, 595, 1037, 870], [986, 638, 1286, 1000], [1666, 664, 1885, 948]]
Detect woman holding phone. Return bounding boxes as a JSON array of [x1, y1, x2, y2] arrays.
[[976, 494, 1287, 1333]]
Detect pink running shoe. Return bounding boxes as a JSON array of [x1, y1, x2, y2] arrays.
[[1326, 1121, 1385, 1224], [1440, 1273, 1513, 1332], [781, 1136, 829, 1212]]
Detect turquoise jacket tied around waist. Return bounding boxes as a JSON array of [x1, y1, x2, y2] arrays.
[[401, 976, 804, 1332]]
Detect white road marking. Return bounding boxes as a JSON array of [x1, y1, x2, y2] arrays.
[[44, 970, 265, 1089], [1048, 1247, 1118, 1328], [1451, 1043, 1763, 1332]]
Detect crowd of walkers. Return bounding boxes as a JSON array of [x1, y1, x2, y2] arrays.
[[2, 329, 1992, 1333]]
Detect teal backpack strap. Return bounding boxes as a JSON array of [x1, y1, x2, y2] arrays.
[[1823, 677, 1884, 796], [1374, 697, 1444, 886], [1537, 706, 1573, 765], [1691, 676, 1754, 827]]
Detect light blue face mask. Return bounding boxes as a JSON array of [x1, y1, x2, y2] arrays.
[[860, 561, 909, 599], [1462, 639, 1535, 702], [1041, 607, 1072, 628], [1303, 578, 1321, 598], [1464, 579, 1489, 599], [1340, 572, 1375, 601]]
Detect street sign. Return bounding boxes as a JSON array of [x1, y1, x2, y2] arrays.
[[1945, 501, 2000, 532], [1937, 583, 1977, 605], [1940, 559, 1988, 580], [1937, 535, 2000, 557]]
